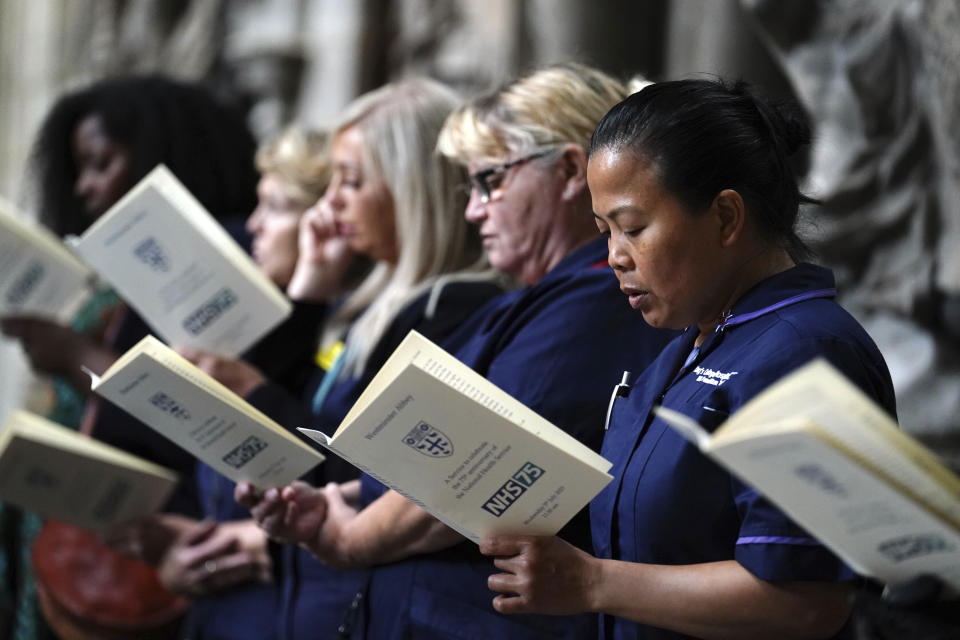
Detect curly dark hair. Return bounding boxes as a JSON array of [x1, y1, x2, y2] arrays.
[[29, 74, 258, 236]]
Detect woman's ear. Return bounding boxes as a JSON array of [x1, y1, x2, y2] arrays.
[[712, 189, 746, 248], [559, 144, 588, 202]]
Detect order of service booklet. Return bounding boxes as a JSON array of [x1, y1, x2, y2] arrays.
[[0, 410, 177, 531], [298, 331, 614, 543], [88, 335, 324, 488], [72, 165, 291, 356], [655, 359, 960, 593], [0, 198, 94, 323]]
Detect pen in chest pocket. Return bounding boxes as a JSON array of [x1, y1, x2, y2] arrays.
[[604, 371, 633, 431]]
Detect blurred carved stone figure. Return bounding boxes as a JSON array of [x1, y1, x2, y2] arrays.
[[744, 0, 960, 451]]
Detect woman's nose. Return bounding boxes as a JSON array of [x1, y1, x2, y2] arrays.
[[464, 189, 487, 223], [322, 182, 343, 213], [74, 170, 94, 198], [607, 233, 633, 271], [246, 207, 264, 233]]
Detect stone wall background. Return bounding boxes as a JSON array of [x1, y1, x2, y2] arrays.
[[0, 0, 956, 462]]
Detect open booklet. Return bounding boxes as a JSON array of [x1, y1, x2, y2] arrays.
[[0, 198, 94, 323], [71, 165, 291, 356], [0, 410, 177, 531], [655, 359, 960, 593], [298, 331, 613, 544], [87, 335, 324, 488]]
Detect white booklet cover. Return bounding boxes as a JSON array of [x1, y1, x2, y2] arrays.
[[0, 410, 177, 531], [656, 359, 960, 593], [89, 335, 324, 489], [299, 331, 614, 543], [0, 198, 93, 323], [73, 165, 291, 356]]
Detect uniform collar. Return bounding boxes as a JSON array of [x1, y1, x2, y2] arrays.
[[712, 262, 836, 334], [538, 236, 609, 284], [596, 264, 837, 559]]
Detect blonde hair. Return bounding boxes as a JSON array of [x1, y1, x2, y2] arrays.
[[437, 62, 628, 165], [255, 127, 331, 207], [324, 78, 486, 377]]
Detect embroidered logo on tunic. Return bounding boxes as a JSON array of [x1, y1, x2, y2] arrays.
[[693, 366, 738, 387], [402, 421, 454, 458]]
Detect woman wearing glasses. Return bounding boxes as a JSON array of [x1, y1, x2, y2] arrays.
[[480, 80, 897, 638], [239, 64, 675, 639]]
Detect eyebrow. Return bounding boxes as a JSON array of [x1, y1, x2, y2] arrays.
[[592, 206, 642, 222]]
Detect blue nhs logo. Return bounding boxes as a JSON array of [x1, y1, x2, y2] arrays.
[[481, 462, 545, 517]]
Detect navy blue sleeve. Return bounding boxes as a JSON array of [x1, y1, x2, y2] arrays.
[[729, 337, 895, 582]]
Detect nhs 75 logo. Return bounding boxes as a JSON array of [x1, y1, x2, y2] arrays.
[[481, 462, 545, 517], [402, 421, 453, 458]]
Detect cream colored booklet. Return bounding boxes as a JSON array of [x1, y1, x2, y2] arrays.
[[0, 198, 93, 323], [72, 165, 291, 356], [0, 410, 177, 530], [88, 335, 324, 488], [298, 331, 613, 543], [655, 359, 960, 593]]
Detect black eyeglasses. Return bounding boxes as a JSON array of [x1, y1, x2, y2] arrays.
[[466, 150, 551, 203]]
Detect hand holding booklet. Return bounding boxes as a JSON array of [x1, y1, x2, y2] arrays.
[[0, 411, 177, 531], [88, 335, 324, 488], [655, 359, 960, 593], [298, 331, 614, 543], [72, 165, 291, 356]]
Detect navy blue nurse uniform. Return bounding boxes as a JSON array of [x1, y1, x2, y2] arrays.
[[277, 279, 505, 640], [183, 301, 330, 640], [591, 263, 897, 640], [352, 237, 677, 640], [234, 279, 503, 640]]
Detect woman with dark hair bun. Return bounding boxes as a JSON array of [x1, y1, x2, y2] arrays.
[[480, 79, 897, 638]]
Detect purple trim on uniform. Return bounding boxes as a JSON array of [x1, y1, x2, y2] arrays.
[[736, 535, 822, 546], [682, 345, 700, 370], [718, 288, 837, 331]]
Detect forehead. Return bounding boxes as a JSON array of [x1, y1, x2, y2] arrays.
[[257, 173, 294, 197], [73, 114, 113, 148], [331, 126, 366, 162], [587, 148, 664, 212]]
